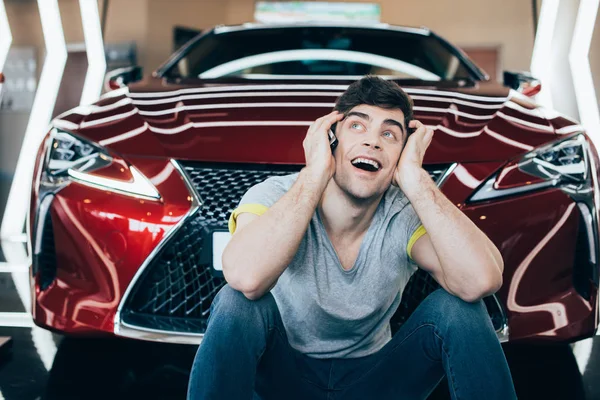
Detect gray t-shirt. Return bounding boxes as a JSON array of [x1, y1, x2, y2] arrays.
[[229, 173, 426, 358]]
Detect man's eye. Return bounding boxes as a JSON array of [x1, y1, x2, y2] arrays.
[[351, 123, 362, 130], [383, 131, 394, 138]]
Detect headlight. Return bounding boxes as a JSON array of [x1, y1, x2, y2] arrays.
[[519, 134, 588, 184], [469, 133, 590, 202], [46, 130, 112, 179], [42, 128, 161, 201]]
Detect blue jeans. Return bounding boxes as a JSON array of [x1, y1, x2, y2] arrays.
[[188, 285, 517, 400]]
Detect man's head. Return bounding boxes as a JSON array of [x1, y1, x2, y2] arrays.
[[331, 76, 414, 202]]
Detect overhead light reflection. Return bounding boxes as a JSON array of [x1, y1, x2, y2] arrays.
[[1, 0, 67, 239], [569, 0, 600, 145], [78, 0, 106, 105], [530, 0, 560, 108]]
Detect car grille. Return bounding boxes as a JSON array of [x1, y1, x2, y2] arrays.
[[121, 162, 505, 336], [120, 163, 302, 333]]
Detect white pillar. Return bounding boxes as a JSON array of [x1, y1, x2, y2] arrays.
[[0, 0, 67, 240]]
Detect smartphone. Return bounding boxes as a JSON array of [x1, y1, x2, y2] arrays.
[[329, 122, 338, 152], [408, 122, 416, 136]]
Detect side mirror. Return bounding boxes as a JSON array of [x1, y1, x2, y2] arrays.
[[104, 66, 143, 91], [503, 71, 542, 97]]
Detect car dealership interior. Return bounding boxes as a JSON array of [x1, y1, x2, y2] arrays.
[[1, 0, 600, 399]]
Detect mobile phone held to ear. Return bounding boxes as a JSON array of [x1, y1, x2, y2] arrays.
[[408, 122, 416, 136], [329, 122, 338, 152]]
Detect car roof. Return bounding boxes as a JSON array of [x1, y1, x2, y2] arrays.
[[212, 22, 431, 36]]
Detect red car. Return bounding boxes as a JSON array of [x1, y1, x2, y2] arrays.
[[29, 23, 598, 347]]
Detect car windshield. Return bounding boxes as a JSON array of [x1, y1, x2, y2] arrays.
[[164, 26, 478, 81]]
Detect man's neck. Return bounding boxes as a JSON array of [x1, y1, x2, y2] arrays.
[[318, 181, 383, 242]]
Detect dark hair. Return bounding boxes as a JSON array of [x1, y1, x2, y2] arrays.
[[334, 76, 414, 143]]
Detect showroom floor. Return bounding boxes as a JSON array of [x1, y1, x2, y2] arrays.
[[1, 241, 600, 400]]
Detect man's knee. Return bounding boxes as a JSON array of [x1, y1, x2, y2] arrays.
[[424, 288, 492, 332], [209, 284, 278, 328]]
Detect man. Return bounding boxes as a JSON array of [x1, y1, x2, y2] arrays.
[[188, 76, 517, 399]]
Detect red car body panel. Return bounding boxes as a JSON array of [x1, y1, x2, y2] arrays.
[[57, 80, 560, 165], [32, 157, 193, 334], [29, 29, 599, 344]]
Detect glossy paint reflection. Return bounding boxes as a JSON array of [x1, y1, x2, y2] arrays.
[[32, 158, 193, 335], [52, 79, 571, 165]]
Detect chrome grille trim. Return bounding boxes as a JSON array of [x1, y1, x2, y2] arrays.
[[114, 160, 200, 337]]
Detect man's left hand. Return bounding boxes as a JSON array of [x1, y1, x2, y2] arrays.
[[392, 120, 434, 190]]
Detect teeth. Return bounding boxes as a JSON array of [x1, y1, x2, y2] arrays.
[[352, 158, 380, 170]]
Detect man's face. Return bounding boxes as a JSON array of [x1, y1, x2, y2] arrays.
[[332, 104, 407, 202]]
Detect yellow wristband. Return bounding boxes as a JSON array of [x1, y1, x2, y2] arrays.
[[228, 204, 269, 234], [407, 224, 427, 260]]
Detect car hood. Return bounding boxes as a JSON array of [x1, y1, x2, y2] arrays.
[[53, 78, 582, 165]]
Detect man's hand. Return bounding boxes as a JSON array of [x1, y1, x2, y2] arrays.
[[303, 111, 344, 183], [392, 120, 434, 191], [223, 112, 344, 300]]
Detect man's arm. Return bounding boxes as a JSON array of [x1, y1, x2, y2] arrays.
[[405, 169, 503, 303], [222, 111, 344, 300], [222, 169, 328, 300], [394, 120, 503, 303]]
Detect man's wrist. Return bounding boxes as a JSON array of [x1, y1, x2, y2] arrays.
[[398, 167, 432, 198], [301, 166, 331, 190]]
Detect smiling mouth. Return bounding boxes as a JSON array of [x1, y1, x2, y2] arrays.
[[351, 157, 381, 172]]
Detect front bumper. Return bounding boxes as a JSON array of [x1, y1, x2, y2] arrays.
[[30, 156, 596, 344], [113, 161, 508, 343], [30, 157, 193, 334], [115, 161, 300, 342]]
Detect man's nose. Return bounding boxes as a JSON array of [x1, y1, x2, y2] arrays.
[[362, 134, 382, 150]]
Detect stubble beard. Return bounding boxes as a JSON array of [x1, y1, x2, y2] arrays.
[[332, 166, 388, 205]]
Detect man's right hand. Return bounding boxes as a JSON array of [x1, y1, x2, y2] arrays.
[[302, 111, 344, 183]]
